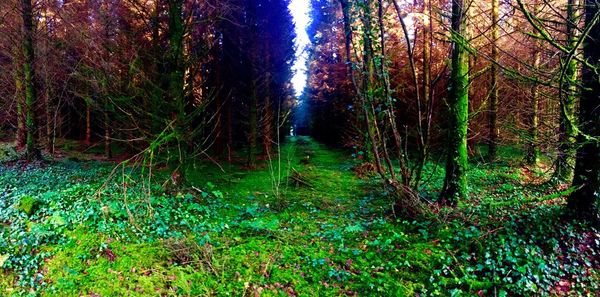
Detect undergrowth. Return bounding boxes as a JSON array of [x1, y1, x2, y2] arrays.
[[0, 138, 597, 296]]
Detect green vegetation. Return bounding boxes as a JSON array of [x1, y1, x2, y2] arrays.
[[0, 138, 598, 296]]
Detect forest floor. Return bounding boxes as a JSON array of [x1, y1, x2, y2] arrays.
[[0, 137, 599, 296]]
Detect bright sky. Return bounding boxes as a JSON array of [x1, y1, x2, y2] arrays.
[[289, 0, 311, 96]]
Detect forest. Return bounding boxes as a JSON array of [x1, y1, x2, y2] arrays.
[[0, 0, 599, 295]]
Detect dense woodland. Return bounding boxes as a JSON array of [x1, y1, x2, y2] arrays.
[[0, 0, 599, 295]]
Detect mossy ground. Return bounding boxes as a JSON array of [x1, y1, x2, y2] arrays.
[[0, 138, 598, 296]]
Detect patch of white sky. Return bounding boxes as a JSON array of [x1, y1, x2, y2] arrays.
[[289, 0, 311, 96]]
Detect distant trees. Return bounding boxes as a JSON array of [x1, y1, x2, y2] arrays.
[[305, 0, 355, 146], [209, 0, 295, 166], [0, 0, 295, 164], [302, 0, 598, 219]]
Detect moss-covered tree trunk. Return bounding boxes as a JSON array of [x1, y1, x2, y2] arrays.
[[554, 0, 581, 182], [488, 0, 500, 160], [441, 0, 470, 204], [22, 0, 41, 161], [567, 0, 599, 221]]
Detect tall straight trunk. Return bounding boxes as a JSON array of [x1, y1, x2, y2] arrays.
[[442, 0, 470, 204], [262, 49, 273, 158], [42, 5, 54, 155], [555, 0, 581, 182], [247, 0, 258, 167], [22, 0, 41, 161], [526, 48, 542, 165], [378, 0, 399, 182], [227, 98, 233, 163], [168, 0, 185, 114], [104, 110, 111, 158], [43, 52, 53, 154], [262, 96, 273, 157], [213, 48, 225, 156], [248, 81, 258, 167], [14, 62, 26, 150], [85, 103, 91, 145], [568, 0, 599, 221], [339, 0, 365, 154], [167, 0, 186, 160], [362, 0, 385, 178], [416, 0, 433, 185], [488, 0, 500, 160], [44, 73, 53, 154], [467, 54, 476, 155]]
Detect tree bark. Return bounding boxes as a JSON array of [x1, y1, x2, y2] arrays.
[[22, 0, 41, 161], [85, 103, 91, 146], [247, 0, 258, 167], [488, 0, 500, 160], [14, 59, 26, 150], [554, 0, 581, 182], [526, 48, 541, 165], [442, 0, 470, 204], [568, 0, 599, 221]]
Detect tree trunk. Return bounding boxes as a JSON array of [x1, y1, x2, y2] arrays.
[[104, 110, 111, 159], [526, 48, 541, 165], [554, 0, 581, 182], [567, 0, 599, 221], [488, 0, 500, 160], [262, 48, 273, 158], [85, 103, 91, 146], [168, 0, 185, 116], [248, 81, 258, 167], [44, 75, 53, 154], [167, 0, 186, 163], [14, 60, 26, 150], [42, 4, 54, 155], [441, 0, 470, 204], [22, 0, 41, 161], [247, 0, 258, 167], [415, 0, 433, 186], [262, 93, 273, 158]]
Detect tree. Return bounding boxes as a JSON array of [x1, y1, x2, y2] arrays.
[[554, 0, 582, 182], [526, 0, 542, 165], [488, 0, 500, 160], [568, 0, 599, 221], [526, 41, 542, 165], [21, 0, 41, 160], [441, 0, 470, 204]]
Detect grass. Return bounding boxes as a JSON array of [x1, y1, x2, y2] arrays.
[[0, 137, 598, 296]]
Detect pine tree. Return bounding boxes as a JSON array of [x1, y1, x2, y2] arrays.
[[441, 0, 470, 204], [21, 0, 41, 160]]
